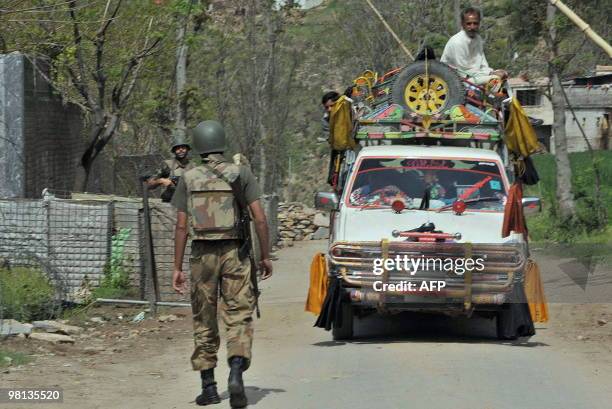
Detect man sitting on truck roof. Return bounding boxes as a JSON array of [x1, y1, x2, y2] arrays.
[[441, 6, 507, 87]]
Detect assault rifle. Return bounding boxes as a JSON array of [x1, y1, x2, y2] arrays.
[[203, 164, 261, 318]]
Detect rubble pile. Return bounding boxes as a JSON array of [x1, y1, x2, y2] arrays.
[[276, 202, 329, 248]]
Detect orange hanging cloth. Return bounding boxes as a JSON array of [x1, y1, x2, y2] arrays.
[[305, 253, 329, 315], [524, 259, 549, 322], [502, 181, 528, 239]]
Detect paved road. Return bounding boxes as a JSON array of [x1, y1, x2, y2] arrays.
[[8, 240, 611, 409], [227, 241, 612, 409]]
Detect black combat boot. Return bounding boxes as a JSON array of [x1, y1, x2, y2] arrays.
[[228, 356, 248, 408], [196, 368, 221, 406]]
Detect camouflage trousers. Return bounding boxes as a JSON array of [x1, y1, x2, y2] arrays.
[[189, 240, 255, 371]]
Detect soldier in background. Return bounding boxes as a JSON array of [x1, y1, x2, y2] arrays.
[[147, 136, 194, 202], [232, 153, 251, 167], [171, 120, 273, 408]]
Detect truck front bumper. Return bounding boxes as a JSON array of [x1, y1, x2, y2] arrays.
[[329, 240, 527, 310]]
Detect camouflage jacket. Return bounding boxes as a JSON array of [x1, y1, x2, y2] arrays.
[[181, 155, 241, 240], [158, 158, 194, 202]]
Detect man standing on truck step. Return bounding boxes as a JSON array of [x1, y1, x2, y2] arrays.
[[441, 6, 508, 88], [147, 136, 195, 202], [171, 120, 273, 408]]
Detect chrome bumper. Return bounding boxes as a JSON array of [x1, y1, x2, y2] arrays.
[[329, 240, 527, 307]]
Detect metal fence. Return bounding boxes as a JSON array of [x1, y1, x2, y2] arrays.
[[0, 192, 278, 304], [0, 197, 111, 299]]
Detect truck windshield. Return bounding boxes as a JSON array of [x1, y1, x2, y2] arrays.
[[348, 157, 506, 211]]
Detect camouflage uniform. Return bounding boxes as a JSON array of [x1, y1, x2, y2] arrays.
[[172, 153, 262, 371], [156, 157, 194, 202]]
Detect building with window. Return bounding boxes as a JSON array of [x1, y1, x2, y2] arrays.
[[508, 66, 611, 153], [508, 77, 553, 151]]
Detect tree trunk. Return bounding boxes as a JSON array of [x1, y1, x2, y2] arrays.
[[454, 0, 461, 32], [77, 114, 121, 192], [174, 18, 188, 140], [547, 4, 576, 219]]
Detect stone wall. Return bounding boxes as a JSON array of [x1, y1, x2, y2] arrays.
[[276, 202, 329, 248]]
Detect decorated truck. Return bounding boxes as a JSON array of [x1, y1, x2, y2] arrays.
[[314, 59, 541, 340]]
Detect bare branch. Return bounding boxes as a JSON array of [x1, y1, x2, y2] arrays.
[[66, 66, 91, 105], [112, 17, 160, 109], [68, 0, 95, 109], [22, 53, 89, 112], [91, 0, 121, 109], [0, 0, 85, 15]]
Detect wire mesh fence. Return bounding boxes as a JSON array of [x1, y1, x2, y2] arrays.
[[0, 197, 110, 323], [0, 190, 279, 323]]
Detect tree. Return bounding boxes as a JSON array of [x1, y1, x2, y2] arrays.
[[545, 3, 576, 219], [68, 0, 163, 190], [2, 0, 165, 191], [200, 0, 302, 194]]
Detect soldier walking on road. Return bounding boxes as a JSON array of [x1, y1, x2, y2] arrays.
[[148, 136, 195, 202], [171, 120, 273, 408]]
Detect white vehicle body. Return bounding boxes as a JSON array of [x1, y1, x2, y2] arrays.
[[319, 144, 534, 340], [331, 145, 525, 245]]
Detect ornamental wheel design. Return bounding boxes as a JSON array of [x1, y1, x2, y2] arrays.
[[403, 74, 449, 115]]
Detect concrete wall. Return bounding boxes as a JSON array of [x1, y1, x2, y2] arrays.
[[510, 83, 611, 154], [0, 54, 25, 198], [564, 108, 609, 152], [514, 86, 554, 126], [22, 58, 83, 198], [0, 53, 84, 199]]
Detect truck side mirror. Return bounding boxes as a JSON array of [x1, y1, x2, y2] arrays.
[[315, 192, 339, 211], [522, 197, 541, 216]]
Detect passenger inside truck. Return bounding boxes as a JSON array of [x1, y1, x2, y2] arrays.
[[348, 158, 506, 211]]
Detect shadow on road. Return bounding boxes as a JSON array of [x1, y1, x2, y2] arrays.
[[312, 312, 549, 348], [219, 386, 286, 406]]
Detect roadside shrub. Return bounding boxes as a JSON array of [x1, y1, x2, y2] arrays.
[[0, 267, 56, 322], [102, 228, 132, 290], [525, 152, 612, 243], [87, 228, 135, 302]]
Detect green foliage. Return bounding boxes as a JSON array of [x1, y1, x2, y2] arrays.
[[0, 350, 31, 368], [1, 1, 609, 203], [90, 285, 135, 301], [0, 267, 56, 322], [525, 152, 612, 243], [102, 228, 132, 290]]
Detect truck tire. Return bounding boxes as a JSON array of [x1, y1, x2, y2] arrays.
[[496, 306, 518, 340], [332, 302, 354, 341], [391, 61, 464, 115]]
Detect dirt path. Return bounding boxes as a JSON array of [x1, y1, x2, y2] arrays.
[[2, 240, 611, 409]]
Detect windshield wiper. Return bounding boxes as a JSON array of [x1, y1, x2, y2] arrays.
[[436, 196, 501, 213], [458, 176, 492, 201]]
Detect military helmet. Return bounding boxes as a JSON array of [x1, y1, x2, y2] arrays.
[[192, 120, 227, 154], [171, 135, 191, 152]]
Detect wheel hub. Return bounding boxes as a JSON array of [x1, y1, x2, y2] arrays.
[[404, 74, 449, 115]]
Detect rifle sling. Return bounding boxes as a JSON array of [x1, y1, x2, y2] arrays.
[[202, 163, 248, 211]]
